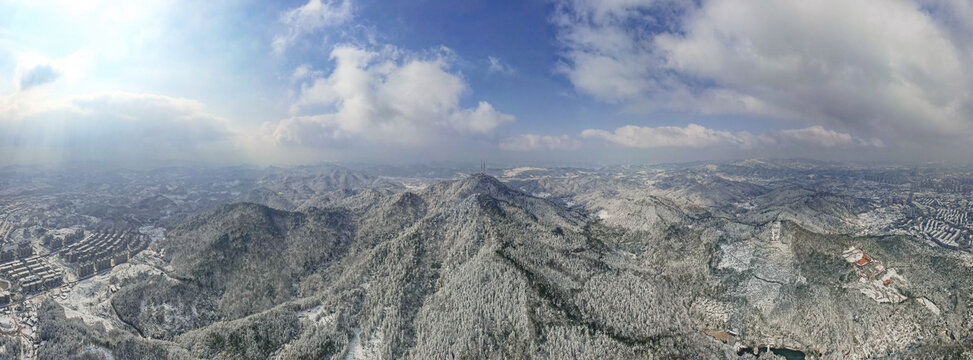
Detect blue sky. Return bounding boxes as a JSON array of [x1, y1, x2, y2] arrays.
[[2, 0, 972, 167]]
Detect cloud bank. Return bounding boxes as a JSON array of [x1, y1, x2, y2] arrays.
[[555, 0, 973, 144], [581, 124, 883, 149]]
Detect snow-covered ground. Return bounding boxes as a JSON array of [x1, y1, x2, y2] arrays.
[[344, 327, 382, 360], [917, 297, 941, 316], [855, 206, 905, 236], [55, 251, 167, 332], [139, 226, 166, 243], [503, 167, 547, 178]]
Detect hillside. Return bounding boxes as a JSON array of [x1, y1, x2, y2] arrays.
[[22, 170, 973, 359], [99, 175, 734, 359]]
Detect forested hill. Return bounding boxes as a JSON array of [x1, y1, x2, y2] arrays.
[[31, 172, 973, 359], [97, 174, 727, 359]]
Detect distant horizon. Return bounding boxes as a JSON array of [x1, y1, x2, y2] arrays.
[[3, 157, 972, 174]]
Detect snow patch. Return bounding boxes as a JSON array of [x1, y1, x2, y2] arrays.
[[716, 241, 753, 272], [596, 209, 610, 220], [854, 269, 908, 304], [503, 167, 547, 177], [770, 221, 781, 242], [918, 298, 941, 316], [138, 226, 166, 243], [744, 276, 780, 316], [693, 297, 731, 324], [344, 327, 383, 360], [82, 345, 115, 360]]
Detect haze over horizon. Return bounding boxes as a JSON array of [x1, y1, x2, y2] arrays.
[[3, 0, 973, 167]]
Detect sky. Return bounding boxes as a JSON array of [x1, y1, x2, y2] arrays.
[[1, 0, 972, 167]]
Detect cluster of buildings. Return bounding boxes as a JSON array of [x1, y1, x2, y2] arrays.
[[0, 225, 150, 310], [842, 247, 886, 280], [0, 256, 63, 302], [57, 230, 146, 278], [39, 229, 85, 251], [0, 242, 33, 262], [841, 247, 908, 304], [912, 218, 970, 249], [907, 193, 973, 250], [910, 178, 973, 194], [858, 172, 908, 185], [934, 208, 969, 227], [0, 203, 29, 247]]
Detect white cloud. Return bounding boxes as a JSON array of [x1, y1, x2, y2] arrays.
[[486, 56, 516, 75], [290, 64, 323, 84], [449, 101, 515, 134], [555, 0, 973, 143], [552, 0, 672, 104], [273, 0, 353, 54], [500, 134, 580, 151], [581, 124, 881, 149], [266, 44, 515, 147]]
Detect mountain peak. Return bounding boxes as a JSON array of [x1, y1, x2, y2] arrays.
[[439, 173, 519, 201], [465, 173, 506, 188]]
